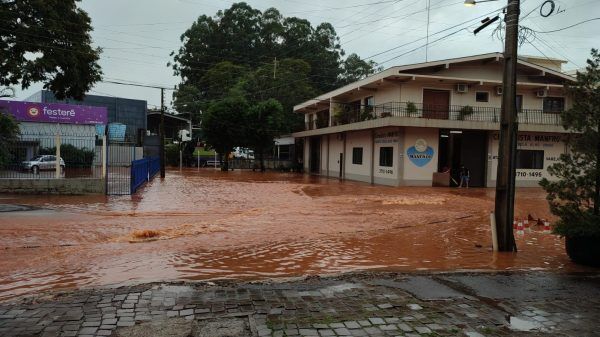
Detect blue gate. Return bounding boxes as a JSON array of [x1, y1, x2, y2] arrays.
[[130, 157, 160, 194]]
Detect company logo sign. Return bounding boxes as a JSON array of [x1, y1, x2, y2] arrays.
[[407, 138, 434, 167], [0, 100, 107, 125], [27, 106, 40, 118]]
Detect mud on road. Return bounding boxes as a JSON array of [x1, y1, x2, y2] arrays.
[[0, 169, 587, 301]]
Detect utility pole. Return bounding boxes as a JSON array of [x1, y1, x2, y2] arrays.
[[160, 88, 166, 178], [494, 0, 519, 252], [273, 57, 278, 79]]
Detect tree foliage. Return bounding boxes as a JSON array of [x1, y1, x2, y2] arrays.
[[0, 110, 20, 167], [171, 2, 378, 126], [0, 0, 102, 99], [540, 49, 600, 238], [172, 2, 381, 169], [245, 99, 285, 171], [201, 95, 249, 171]]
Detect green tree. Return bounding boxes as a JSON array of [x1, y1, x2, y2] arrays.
[[201, 96, 249, 171], [0, 110, 20, 167], [0, 0, 102, 99], [245, 99, 285, 171], [540, 49, 600, 238], [339, 53, 381, 86], [171, 2, 376, 105], [245, 58, 316, 133]]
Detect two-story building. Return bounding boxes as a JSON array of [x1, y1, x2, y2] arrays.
[[292, 53, 574, 187]]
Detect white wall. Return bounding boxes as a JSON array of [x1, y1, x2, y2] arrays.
[[374, 127, 401, 185], [488, 132, 567, 186], [402, 127, 439, 183], [328, 134, 344, 177], [344, 130, 372, 182]]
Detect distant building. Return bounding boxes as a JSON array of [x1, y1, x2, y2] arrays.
[[27, 90, 147, 144], [0, 99, 107, 161]]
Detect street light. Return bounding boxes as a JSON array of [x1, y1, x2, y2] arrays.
[[464, 0, 500, 6]]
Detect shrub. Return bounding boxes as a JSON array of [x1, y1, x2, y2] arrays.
[[165, 143, 180, 166], [406, 101, 417, 116], [540, 49, 600, 238], [40, 144, 94, 168], [458, 105, 474, 120]]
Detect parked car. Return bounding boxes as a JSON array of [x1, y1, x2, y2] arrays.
[[22, 155, 65, 174]]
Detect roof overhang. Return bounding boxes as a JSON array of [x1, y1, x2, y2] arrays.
[[294, 52, 575, 113]]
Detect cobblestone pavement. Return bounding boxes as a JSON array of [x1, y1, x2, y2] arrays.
[[0, 272, 598, 337]]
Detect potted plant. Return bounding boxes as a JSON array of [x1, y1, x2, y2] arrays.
[[540, 49, 600, 267], [332, 106, 343, 125], [458, 105, 474, 120], [406, 101, 417, 117]]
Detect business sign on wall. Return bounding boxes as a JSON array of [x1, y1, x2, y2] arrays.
[[0, 100, 107, 125], [490, 132, 565, 181], [407, 138, 434, 167]]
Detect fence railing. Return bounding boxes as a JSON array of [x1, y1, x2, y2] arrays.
[[306, 101, 563, 130], [130, 157, 160, 194], [0, 133, 103, 180]]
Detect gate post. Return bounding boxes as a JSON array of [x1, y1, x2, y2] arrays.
[[102, 134, 107, 178], [55, 132, 61, 179]]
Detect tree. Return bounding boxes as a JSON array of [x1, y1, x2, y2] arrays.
[[0, 0, 102, 99], [339, 53, 382, 86], [245, 58, 316, 133], [245, 99, 285, 171], [0, 110, 20, 168], [540, 49, 600, 238], [201, 96, 249, 171], [171, 3, 377, 108]]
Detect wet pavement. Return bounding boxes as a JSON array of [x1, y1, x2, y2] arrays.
[[0, 272, 598, 337], [0, 169, 595, 302]]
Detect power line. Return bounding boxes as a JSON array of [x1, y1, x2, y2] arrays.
[[531, 17, 600, 33]]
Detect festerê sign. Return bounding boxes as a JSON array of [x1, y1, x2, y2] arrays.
[[0, 100, 107, 125]]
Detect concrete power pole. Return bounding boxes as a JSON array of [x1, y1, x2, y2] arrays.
[[494, 0, 520, 252], [160, 88, 166, 178]]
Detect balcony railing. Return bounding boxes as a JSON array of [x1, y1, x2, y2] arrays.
[[305, 102, 563, 130]]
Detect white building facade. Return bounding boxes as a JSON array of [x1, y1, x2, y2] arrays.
[[292, 53, 574, 187]]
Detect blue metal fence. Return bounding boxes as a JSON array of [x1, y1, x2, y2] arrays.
[[130, 157, 160, 194]]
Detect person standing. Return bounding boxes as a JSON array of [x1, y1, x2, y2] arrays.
[[459, 164, 470, 188]]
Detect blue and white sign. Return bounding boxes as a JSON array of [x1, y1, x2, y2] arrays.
[[407, 139, 434, 167], [108, 123, 127, 141]]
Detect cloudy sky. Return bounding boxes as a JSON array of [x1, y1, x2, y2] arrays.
[[12, 0, 600, 110]]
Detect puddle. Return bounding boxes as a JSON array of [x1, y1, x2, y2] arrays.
[[508, 316, 544, 331]]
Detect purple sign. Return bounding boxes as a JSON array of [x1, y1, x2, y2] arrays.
[[0, 100, 107, 125]]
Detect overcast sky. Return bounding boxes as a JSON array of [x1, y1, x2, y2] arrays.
[[12, 0, 600, 110]]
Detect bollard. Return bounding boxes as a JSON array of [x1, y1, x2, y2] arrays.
[[543, 220, 551, 233], [516, 219, 524, 235]]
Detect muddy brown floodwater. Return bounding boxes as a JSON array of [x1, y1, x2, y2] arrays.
[[0, 169, 589, 301]]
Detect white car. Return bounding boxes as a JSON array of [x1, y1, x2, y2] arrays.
[[22, 155, 65, 174]]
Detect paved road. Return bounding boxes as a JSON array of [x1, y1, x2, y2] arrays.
[[0, 271, 598, 337]]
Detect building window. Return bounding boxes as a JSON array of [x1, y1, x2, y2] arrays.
[[352, 147, 363, 165], [543, 97, 565, 113], [475, 91, 489, 102], [516, 150, 544, 169], [379, 147, 393, 167]]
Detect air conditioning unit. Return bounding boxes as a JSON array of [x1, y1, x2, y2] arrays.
[[456, 83, 469, 93], [536, 89, 548, 98], [495, 86, 503, 96]]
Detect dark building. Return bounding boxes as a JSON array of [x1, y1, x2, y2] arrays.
[[27, 90, 147, 143]]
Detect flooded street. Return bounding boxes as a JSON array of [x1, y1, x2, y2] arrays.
[[0, 169, 584, 301]]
